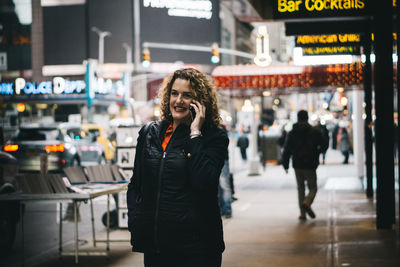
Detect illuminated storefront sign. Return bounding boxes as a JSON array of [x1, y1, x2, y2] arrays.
[[302, 46, 360, 55], [143, 0, 213, 20], [273, 0, 370, 20], [0, 76, 124, 97], [0, 77, 85, 96], [296, 34, 361, 47]]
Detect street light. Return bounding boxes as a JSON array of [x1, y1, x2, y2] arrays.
[[91, 27, 111, 65]]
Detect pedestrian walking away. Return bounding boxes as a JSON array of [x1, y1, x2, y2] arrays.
[[218, 124, 232, 219], [316, 119, 330, 164], [237, 129, 249, 161], [281, 110, 328, 221], [339, 127, 351, 164], [258, 124, 269, 170], [127, 68, 229, 267]]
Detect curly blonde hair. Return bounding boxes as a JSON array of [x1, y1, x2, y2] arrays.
[[158, 68, 221, 129]]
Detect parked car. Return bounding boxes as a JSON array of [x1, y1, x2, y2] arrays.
[[3, 123, 105, 172], [81, 123, 116, 162]]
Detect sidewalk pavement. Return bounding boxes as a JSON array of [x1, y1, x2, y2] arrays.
[[3, 148, 400, 267], [222, 148, 400, 267]]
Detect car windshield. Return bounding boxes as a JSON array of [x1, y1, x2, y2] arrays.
[[13, 128, 59, 141], [87, 129, 100, 137], [66, 128, 93, 141]]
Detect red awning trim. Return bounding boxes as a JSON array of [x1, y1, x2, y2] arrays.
[[212, 63, 364, 93], [212, 64, 305, 76]]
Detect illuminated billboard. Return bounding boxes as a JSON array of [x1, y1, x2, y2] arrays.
[[141, 0, 221, 64]]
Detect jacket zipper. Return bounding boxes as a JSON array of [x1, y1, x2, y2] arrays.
[[153, 124, 184, 253], [154, 151, 166, 253]]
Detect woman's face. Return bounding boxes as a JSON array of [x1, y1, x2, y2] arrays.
[[169, 78, 193, 125]]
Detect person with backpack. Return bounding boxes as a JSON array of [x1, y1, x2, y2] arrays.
[[282, 110, 328, 221]]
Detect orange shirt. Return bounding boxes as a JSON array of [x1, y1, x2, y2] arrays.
[[162, 123, 173, 151]]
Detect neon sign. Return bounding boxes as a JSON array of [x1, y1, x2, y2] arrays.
[[277, 0, 365, 12], [273, 0, 369, 19], [296, 34, 361, 47], [0, 77, 86, 96]]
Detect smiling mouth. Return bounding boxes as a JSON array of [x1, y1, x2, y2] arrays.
[[174, 106, 187, 112]]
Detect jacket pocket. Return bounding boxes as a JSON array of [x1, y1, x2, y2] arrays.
[[129, 212, 153, 249], [158, 223, 202, 252]]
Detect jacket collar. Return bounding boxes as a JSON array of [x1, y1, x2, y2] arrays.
[[150, 120, 190, 145]]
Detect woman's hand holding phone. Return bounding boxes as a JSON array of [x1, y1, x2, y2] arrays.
[[190, 106, 196, 120], [190, 100, 205, 137]]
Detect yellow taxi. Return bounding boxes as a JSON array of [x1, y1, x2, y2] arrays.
[[81, 124, 116, 162]]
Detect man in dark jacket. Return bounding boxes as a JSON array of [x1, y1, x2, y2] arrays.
[[237, 131, 249, 161], [282, 110, 328, 220]]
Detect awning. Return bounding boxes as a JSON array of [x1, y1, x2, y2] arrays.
[[212, 63, 364, 97]]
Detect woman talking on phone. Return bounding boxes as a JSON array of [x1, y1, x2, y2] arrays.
[[127, 68, 229, 267]]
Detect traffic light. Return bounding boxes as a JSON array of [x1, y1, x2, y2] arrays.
[[211, 43, 220, 64], [142, 48, 150, 67]]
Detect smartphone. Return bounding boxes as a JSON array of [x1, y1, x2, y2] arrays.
[[189, 106, 196, 119]]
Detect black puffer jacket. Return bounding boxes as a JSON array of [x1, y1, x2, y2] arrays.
[[127, 120, 229, 254], [282, 122, 328, 170]]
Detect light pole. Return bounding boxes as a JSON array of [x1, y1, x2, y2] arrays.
[[122, 42, 133, 108], [122, 43, 132, 66], [91, 27, 111, 65], [133, 0, 141, 72]]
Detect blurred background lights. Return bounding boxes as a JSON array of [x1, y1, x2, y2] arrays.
[[340, 96, 349, 106], [17, 103, 25, 112], [241, 99, 254, 112], [262, 91, 271, 97], [142, 60, 150, 68]]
